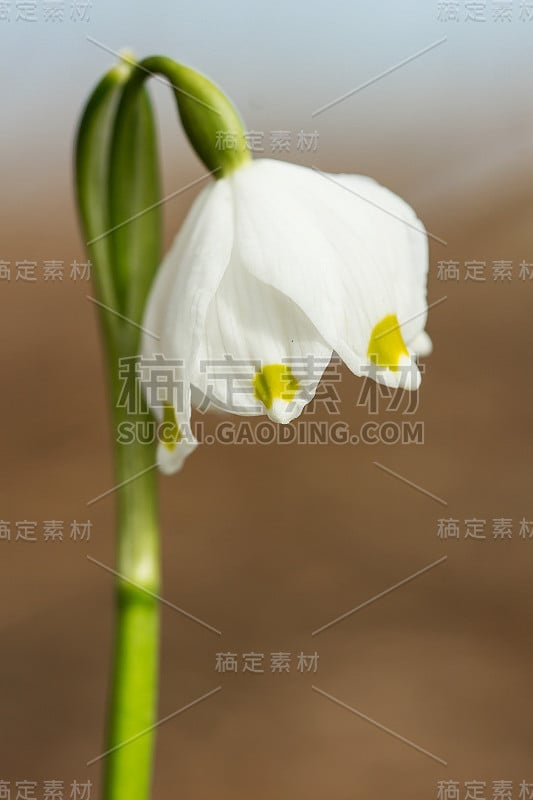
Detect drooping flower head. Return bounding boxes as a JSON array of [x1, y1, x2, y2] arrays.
[[140, 67, 432, 473]]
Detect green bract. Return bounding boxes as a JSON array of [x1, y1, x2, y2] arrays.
[[143, 56, 251, 176], [75, 52, 249, 340]]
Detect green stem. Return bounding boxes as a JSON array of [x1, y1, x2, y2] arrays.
[[76, 52, 249, 800], [79, 62, 164, 800], [75, 60, 163, 800], [103, 374, 160, 800]]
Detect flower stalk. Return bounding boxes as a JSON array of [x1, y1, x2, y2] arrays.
[[104, 395, 160, 800], [75, 55, 162, 800], [75, 50, 249, 800]]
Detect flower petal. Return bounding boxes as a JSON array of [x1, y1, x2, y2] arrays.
[[410, 329, 433, 357], [232, 159, 429, 390], [142, 178, 234, 365], [140, 178, 234, 472], [155, 400, 198, 475], [189, 253, 333, 422]]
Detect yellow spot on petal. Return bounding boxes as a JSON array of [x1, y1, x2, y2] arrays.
[[253, 363, 300, 410], [367, 314, 409, 372], [160, 402, 181, 451]]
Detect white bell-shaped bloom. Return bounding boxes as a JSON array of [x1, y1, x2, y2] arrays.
[[140, 158, 432, 473]]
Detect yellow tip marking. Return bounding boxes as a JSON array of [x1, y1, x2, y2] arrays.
[[367, 314, 409, 372], [253, 363, 300, 410], [160, 402, 181, 451]]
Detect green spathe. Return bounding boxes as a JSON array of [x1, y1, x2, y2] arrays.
[[124, 55, 250, 178], [157, 57, 251, 176]]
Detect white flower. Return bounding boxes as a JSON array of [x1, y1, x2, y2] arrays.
[[140, 158, 432, 474]]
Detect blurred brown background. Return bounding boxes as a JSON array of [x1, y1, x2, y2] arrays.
[[1, 2, 533, 798]]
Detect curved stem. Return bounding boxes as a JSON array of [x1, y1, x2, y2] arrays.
[[76, 60, 163, 800], [77, 52, 250, 800]]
